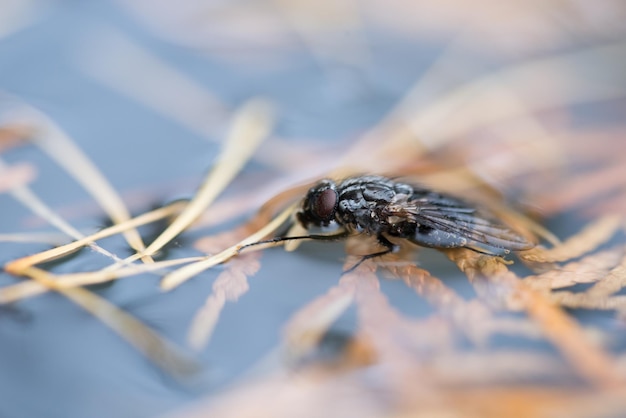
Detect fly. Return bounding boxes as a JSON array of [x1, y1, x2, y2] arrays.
[[242, 175, 534, 269]]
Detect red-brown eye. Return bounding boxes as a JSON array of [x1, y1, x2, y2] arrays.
[[313, 188, 337, 220]]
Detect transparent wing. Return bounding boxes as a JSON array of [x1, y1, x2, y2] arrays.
[[387, 191, 534, 255]]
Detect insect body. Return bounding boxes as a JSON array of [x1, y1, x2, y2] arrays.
[[296, 175, 533, 258]]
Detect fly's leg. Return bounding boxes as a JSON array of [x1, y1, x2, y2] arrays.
[[238, 230, 350, 253], [343, 234, 398, 274]]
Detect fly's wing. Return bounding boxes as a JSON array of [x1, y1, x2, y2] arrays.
[[388, 190, 534, 255]]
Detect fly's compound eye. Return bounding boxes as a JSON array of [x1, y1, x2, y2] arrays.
[[298, 180, 338, 228], [313, 188, 338, 221]]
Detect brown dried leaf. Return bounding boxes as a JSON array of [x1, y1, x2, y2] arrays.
[[446, 248, 622, 387], [350, 259, 424, 382], [282, 273, 356, 358], [546, 251, 626, 312], [515, 284, 623, 388], [445, 248, 520, 309], [523, 246, 625, 290], [0, 124, 31, 152], [520, 214, 623, 263], [386, 257, 495, 345], [585, 251, 626, 298], [548, 291, 623, 310], [426, 351, 570, 385], [187, 254, 260, 351]]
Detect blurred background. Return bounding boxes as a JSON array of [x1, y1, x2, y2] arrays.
[[1, 1, 625, 417]]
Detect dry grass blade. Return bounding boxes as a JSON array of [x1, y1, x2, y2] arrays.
[[4, 201, 186, 276], [344, 41, 626, 171], [0, 158, 82, 242], [405, 41, 626, 149], [0, 232, 70, 245], [160, 202, 296, 291], [271, 0, 371, 76], [2, 202, 187, 305], [538, 164, 626, 214], [0, 161, 35, 192], [22, 266, 199, 378], [15, 107, 151, 259], [136, 98, 274, 261], [521, 215, 623, 263], [78, 27, 227, 139], [0, 157, 126, 268], [0, 256, 204, 304]]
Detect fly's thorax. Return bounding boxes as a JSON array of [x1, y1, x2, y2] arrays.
[[334, 176, 401, 234]]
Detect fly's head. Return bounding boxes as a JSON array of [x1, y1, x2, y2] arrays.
[[297, 179, 339, 229]]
